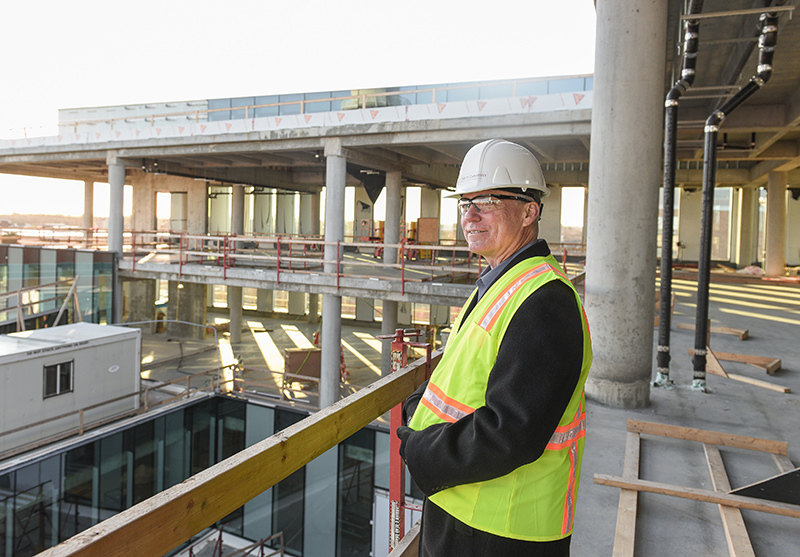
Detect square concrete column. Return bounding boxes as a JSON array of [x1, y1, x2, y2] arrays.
[[166, 281, 207, 340], [584, 0, 668, 408], [228, 185, 245, 344], [765, 171, 787, 277]]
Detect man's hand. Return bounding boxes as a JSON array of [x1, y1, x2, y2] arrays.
[[396, 425, 413, 459]]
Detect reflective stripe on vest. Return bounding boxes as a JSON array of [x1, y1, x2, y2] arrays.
[[478, 263, 552, 331], [419, 382, 476, 423], [546, 400, 585, 536]]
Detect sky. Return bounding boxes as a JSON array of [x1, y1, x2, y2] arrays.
[[0, 1, 597, 219]]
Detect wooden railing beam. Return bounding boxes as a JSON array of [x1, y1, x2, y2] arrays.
[[40, 350, 440, 557]]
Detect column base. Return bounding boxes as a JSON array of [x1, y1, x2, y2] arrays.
[[585, 376, 650, 409]]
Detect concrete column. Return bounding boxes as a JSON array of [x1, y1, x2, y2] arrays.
[[381, 171, 402, 377], [166, 282, 206, 340], [765, 171, 787, 277], [301, 193, 322, 324], [83, 180, 94, 246], [275, 192, 296, 235], [384, 171, 402, 264], [321, 140, 346, 408], [257, 290, 274, 314], [733, 187, 759, 267], [253, 189, 274, 314], [380, 301, 398, 378], [107, 159, 126, 324], [584, 0, 667, 408], [539, 184, 562, 245], [253, 189, 274, 234], [107, 161, 126, 255], [127, 278, 157, 332], [187, 180, 208, 234], [229, 185, 245, 344]]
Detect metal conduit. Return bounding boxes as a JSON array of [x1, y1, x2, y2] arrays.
[[692, 11, 779, 391], [655, 0, 704, 388]]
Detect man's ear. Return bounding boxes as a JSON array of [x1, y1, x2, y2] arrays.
[[524, 202, 542, 225]]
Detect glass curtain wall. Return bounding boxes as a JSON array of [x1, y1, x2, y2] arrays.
[[0, 397, 405, 557]]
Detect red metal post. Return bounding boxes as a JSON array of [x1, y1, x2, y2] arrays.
[[377, 328, 429, 551]]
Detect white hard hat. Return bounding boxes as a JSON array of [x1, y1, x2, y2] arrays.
[[448, 139, 549, 198]]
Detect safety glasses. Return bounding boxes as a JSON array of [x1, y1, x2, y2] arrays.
[[457, 194, 534, 216]]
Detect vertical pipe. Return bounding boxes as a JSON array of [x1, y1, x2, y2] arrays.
[[693, 12, 778, 391], [656, 2, 703, 387]]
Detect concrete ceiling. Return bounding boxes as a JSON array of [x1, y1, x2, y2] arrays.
[[0, 0, 798, 192]]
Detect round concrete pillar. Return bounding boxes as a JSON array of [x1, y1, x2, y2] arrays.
[[321, 147, 346, 408], [384, 171, 402, 265], [584, 0, 668, 408]]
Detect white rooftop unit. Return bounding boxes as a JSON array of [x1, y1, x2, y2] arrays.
[[0, 322, 141, 456]]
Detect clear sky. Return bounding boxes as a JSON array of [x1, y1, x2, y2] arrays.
[[0, 0, 596, 217]]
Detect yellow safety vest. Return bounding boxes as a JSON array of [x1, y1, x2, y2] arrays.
[[408, 254, 592, 541]]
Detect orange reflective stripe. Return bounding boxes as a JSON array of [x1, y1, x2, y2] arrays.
[[420, 382, 476, 423], [478, 264, 552, 331], [562, 443, 578, 535], [544, 399, 584, 535]]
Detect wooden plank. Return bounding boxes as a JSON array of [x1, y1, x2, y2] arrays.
[[677, 322, 748, 340], [612, 432, 640, 557], [773, 454, 796, 474], [725, 373, 790, 393], [394, 521, 421, 557], [593, 474, 800, 519], [706, 348, 729, 378], [43, 350, 441, 557], [626, 420, 788, 455], [689, 348, 781, 374], [704, 444, 756, 557]]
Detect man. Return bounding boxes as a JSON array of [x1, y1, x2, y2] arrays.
[[396, 139, 592, 556]]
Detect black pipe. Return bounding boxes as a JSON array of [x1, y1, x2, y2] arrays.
[[656, 0, 704, 388], [692, 12, 778, 391]]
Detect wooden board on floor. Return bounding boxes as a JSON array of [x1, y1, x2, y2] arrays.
[[596, 420, 797, 557], [704, 443, 756, 557], [688, 349, 789, 393], [677, 322, 749, 340]]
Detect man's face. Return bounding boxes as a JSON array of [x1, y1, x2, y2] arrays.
[[460, 189, 539, 267]]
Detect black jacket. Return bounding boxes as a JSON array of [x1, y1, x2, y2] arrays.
[[398, 239, 584, 556]]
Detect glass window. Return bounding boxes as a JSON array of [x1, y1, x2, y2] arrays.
[[479, 83, 514, 99], [208, 98, 232, 122], [61, 443, 96, 539], [515, 80, 548, 96], [278, 94, 303, 116], [231, 97, 256, 120], [254, 96, 280, 118], [304, 91, 332, 113], [548, 77, 585, 94], [337, 428, 374, 557], [44, 361, 73, 397], [712, 187, 732, 261], [273, 409, 306, 555]]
